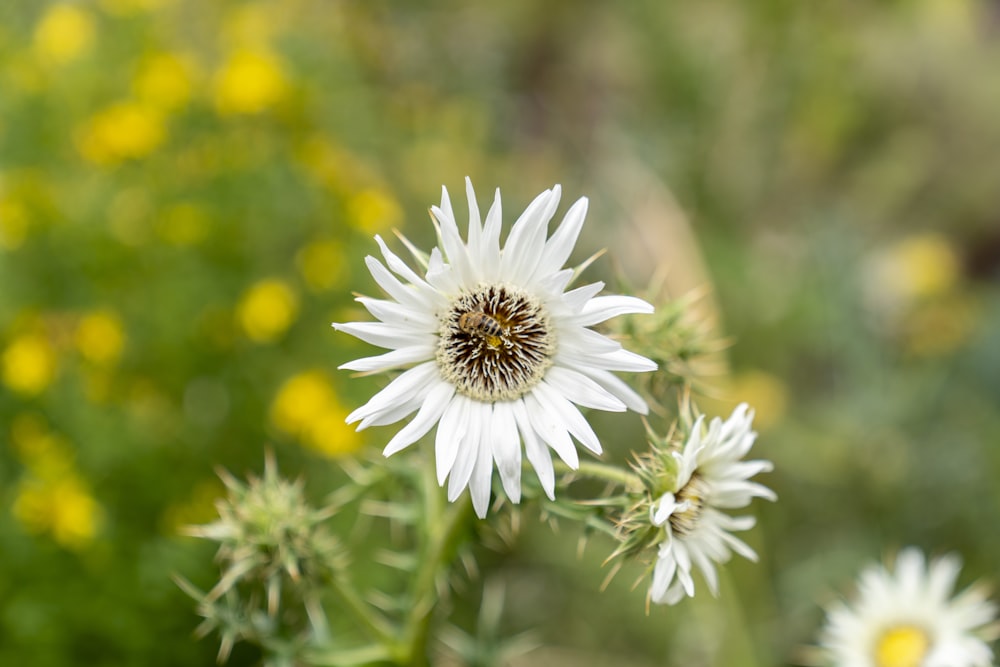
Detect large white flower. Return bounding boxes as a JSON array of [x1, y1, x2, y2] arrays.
[[334, 178, 656, 517], [820, 548, 997, 667], [648, 403, 775, 604]]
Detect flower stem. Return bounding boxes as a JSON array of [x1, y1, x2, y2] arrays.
[[555, 460, 643, 490], [328, 571, 397, 646], [397, 454, 474, 665]]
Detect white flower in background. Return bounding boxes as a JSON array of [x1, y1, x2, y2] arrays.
[[649, 403, 774, 605], [820, 548, 997, 667], [334, 178, 656, 517]]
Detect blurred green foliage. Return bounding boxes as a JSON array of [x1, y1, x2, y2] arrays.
[[2, 0, 1000, 665]]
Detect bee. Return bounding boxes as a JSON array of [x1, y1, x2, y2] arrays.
[[459, 308, 505, 348]]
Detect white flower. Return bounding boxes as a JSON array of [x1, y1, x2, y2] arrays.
[[648, 403, 775, 604], [820, 548, 997, 667], [334, 178, 656, 517]]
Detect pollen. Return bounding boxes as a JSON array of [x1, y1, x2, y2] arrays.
[[437, 284, 554, 402], [874, 625, 930, 667], [669, 475, 710, 537]]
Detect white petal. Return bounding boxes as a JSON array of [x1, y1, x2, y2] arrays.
[[556, 346, 657, 373], [512, 398, 554, 500], [382, 381, 455, 456], [435, 395, 468, 486], [355, 297, 438, 331], [345, 362, 439, 424], [561, 281, 605, 315], [333, 322, 428, 350], [533, 381, 602, 455], [357, 396, 423, 430], [364, 256, 429, 309], [537, 196, 588, 277], [469, 405, 495, 517], [374, 235, 436, 296], [464, 177, 482, 252], [448, 401, 483, 501], [577, 368, 649, 414], [479, 189, 502, 281], [339, 345, 435, 373], [491, 402, 522, 503], [544, 366, 627, 412], [523, 391, 578, 468], [501, 187, 557, 284], [573, 295, 655, 327]]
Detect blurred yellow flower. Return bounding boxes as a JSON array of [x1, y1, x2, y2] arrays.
[[703, 369, 788, 432], [11, 414, 73, 476], [237, 279, 299, 343], [870, 233, 961, 306], [33, 4, 95, 66], [13, 473, 102, 550], [270, 370, 362, 457], [347, 188, 403, 235], [0, 197, 30, 250], [75, 310, 126, 365], [156, 202, 210, 246], [213, 50, 287, 115], [296, 239, 346, 292], [77, 102, 166, 165], [2, 332, 57, 396], [133, 53, 196, 112]]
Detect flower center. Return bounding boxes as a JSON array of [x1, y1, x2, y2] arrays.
[[668, 475, 709, 537], [436, 284, 554, 402], [874, 625, 930, 667]]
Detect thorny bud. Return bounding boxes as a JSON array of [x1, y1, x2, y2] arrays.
[[178, 454, 345, 662], [606, 287, 726, 411]]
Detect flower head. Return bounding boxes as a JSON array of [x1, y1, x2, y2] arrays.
[[820, 548, 998, 667], [636, 403, 774, 605], [334, 178, 656, 517]]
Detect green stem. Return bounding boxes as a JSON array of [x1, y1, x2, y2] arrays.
[[397, 457, 474, 665], [328, 572, 397, 647], [555, 460, 643, 490]]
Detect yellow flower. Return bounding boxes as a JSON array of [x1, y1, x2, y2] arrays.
[[347, 188, 403, 235], [296, 239, 346, 292], [2, 332, 57, 396], [77, 102, 166, 165], [0, 197, 30, 250], [10, 414, 73, 476], [270, 370, 335, 434], [75, 310, 126, 365], [237, 279, 299, 343], [270, 370, 362, 456], [13, 474, 102, 550], [33, 4, 95, 66], [702, 370, 788, 432], [871, 233, 961, 306], [133, 52, 195, 112], [213, 50, 287, 115]]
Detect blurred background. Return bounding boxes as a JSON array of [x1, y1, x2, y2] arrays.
[[2, 0, 1000, 665]]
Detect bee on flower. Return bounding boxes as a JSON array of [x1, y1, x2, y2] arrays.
[[334, 178, 657, 517]]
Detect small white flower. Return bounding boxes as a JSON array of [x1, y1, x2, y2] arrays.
[[820, 548, 997, 667], [334, 178, 656, 517], [648, 403, 775, 604]]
